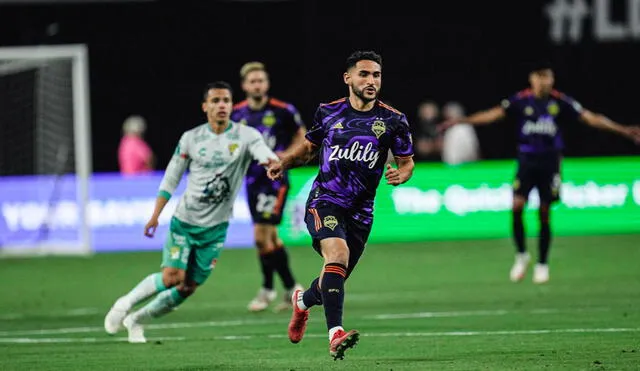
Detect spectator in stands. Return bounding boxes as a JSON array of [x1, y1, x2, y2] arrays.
[[441, 101, 480, 165], [413, 100, 442, 161], [118, 115, 155, 175]]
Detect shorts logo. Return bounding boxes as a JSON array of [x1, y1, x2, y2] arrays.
[[372, 120, 386, 139], [170, 246, 180, 260], [323, 215, 338, 231]]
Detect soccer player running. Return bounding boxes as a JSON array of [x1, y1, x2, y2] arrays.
[[104, 81, 280, 343], [231, 62, 306, 313], [266, 50, 414, 360], [440, 60, 640, 284]]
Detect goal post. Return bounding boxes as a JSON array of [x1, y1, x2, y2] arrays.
[[0, 44, 93, 256]]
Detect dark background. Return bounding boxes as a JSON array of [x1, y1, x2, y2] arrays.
[[1, 0, 638, 172]]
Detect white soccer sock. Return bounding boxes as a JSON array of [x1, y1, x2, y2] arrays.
[[130, 287, 185, 323], [116, 272, 166, 310], [329, 326, 344, 340], [296, 291, 308, 310]]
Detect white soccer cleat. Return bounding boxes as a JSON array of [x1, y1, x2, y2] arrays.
[[509, 252, 531, 282], [247, 288, 277, 312], [533, 263, 550, 284], [123, 314, 147, 343], [104, 298, 128, 335], [274, 283, 305, 313]]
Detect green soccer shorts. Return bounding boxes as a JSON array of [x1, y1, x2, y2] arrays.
[[161, 217, 228, 285]]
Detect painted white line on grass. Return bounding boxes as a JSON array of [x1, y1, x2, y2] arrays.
[[2, 328, 638, 344], [0, 303, 612, 321], [0, 307, 101, 320], [265, 327, 640, 339], [367, 309, 510, 319], [0, 336, 185, 344], [0, 307, 616, 337], [0, 318, 287, 337]]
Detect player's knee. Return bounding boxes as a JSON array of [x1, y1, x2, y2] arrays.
[[176, 282, 197, 298], [512, 197, 526, 213], [254, 225, 273, 252], [539, 204, 551, 223], [161, 268, 185, 288], [320, 239, 350, 266], [255, 238, 274, 253]]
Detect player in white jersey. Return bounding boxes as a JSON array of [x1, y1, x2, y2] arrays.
[[104, 81, 279, 343]]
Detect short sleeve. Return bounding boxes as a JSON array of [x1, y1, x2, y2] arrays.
[[391, 114, 414, 157], [304, 106, 326, 145], [500, 94, 519, 117]]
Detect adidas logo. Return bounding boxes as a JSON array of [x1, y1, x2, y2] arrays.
[[332, 122, 343, 130]]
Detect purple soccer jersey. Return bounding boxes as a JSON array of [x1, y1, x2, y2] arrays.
[[501, 89, 583, 154], [231, 97, 304, 188], [305, 98, 413, 224]]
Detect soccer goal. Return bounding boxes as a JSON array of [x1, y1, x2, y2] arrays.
[[0, 44, 93, 256]]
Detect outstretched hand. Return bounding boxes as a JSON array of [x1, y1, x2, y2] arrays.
[[628, 125, 640, 144], [262, 158, 284, 180]]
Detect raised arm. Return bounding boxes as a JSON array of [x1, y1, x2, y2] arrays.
[[463, 106, 507, 125], [440, 105, 506, 131], [579, 109, 640, 143]]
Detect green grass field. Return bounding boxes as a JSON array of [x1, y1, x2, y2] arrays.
[[1, 234, 639, 370]]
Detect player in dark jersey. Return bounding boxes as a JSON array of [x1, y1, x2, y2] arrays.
[[231, 62, 306, 313], [440, 60, 640, 284], [266, 50, 414, 360]]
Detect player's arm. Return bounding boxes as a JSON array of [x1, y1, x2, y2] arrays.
[[460, 106, 506, 126], [248, 128, 280, 166], [280, 126, 307, 159], [440, 106, 506, 131], [280, 106, 308, 158], [146, 133, 191, 237], [387, 114, 415, 186], [267, 139, 317, 181], [283, 138, 317, 168], [579, 109, 640, 142], [386, 156, 414, 186]]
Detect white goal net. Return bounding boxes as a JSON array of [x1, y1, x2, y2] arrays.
[[0, 44, 93, 256]]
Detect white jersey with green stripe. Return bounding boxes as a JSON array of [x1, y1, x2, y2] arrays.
[[159, 121, 277, 227]]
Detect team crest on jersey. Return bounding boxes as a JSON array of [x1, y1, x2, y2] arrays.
[[371, 120, 386, 138], [323, 215, 338, 231], [524, 106, 534, 116], [228, 143, 239, 155], [200, 174, 231, 204], [547, 102, 559, 116], [262, 111, 276, 127], [170, 246, 180, 260]]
